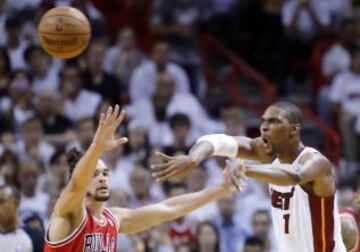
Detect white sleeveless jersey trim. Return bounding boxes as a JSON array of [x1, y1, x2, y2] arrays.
[[268, 147, 346, 252]]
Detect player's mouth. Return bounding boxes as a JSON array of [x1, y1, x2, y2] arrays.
[[262, 136, 273, 151], [97, 186, 108, 192]]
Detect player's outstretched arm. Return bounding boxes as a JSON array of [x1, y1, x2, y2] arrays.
[[111, 162, 244, 234], [340, 213, 359, 252], [53, 105, 127, 217], [152, 134, 274, 182], [239, 152, 332, 186]]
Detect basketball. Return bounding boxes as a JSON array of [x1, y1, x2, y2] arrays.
[[37, 6, 91, 59]]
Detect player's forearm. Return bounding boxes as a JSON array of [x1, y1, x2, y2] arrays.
[[245, 164, 301, 186], [189, 141, 214, 164], [162, 184, 230, 221], [71, 143, 104, 189]]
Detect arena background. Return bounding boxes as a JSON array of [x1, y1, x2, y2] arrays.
[[0, 0, 359, 251]]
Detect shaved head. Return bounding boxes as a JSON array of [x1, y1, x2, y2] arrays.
[[270, 101, 303, 126]]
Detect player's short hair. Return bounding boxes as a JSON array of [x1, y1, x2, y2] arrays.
[[0, 184, 21, 201], [66, 148, 84, 178], [271, 101, 303, 125]]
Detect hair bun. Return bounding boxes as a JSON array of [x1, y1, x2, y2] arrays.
[[66, 148, 83, 169]]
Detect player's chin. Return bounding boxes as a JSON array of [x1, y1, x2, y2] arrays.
[[94, 194, 110, 202]]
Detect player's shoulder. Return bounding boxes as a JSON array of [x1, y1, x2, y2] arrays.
[[299, 147, 330, 164]]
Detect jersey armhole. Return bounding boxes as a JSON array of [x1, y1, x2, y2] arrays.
[[45, 207, 88, 247], [105, 208, 121, 232]]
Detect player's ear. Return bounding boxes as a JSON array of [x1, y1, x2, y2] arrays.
[[289, 123, 300, 138]]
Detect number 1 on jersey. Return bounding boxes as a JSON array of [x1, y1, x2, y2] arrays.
[[283, 214, 290, 234]]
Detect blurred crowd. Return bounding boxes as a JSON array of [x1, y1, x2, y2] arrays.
[[0, 0, 359, 251]]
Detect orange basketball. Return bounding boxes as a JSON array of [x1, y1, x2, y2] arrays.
[[37, 6, 91, 59]]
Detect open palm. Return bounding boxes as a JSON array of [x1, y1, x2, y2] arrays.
[[93, 105, 128, 152]]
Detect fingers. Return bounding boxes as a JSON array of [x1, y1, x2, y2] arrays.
[[105, 106, 113, 122], [112, 105, 120, 123], [99, 112, 105, 124], [155, 151, 173, 161], [152, 165, 176, 180], [155, 170, 178, 183], [150, 162, 171, 172], [115, 109, 126, 127], [115, 137, 128, 146]]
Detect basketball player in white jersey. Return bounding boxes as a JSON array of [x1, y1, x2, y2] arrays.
[[152, 101, 347, 252]]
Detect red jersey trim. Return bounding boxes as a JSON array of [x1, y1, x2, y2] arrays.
[[45, 212, 88, 248], [104, 208, 120, 231]]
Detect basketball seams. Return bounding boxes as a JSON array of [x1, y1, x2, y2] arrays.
[[38, 15, 90, 34], [41, 14, 90, 28], [38, 32, 90, 36]]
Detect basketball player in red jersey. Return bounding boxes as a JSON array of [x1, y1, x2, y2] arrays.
[[152, 101, 347, 252], [44, 105, 244, 252], [340, 181, 360, 251]]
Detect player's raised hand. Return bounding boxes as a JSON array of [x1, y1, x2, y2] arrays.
[[151, 152, 199, 182], [92, 105, 128, 151], [223, 159, 246, 193], [221, 160, 246, 193]]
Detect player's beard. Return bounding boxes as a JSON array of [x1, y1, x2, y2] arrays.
[[87, 191, 110, 202]]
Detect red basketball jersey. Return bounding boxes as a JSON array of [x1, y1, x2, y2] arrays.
[[44, 208, 119, 252], [341, 207, 360, 252]]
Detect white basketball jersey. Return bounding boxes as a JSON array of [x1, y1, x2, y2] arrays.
[[268, 147, 346, 252]]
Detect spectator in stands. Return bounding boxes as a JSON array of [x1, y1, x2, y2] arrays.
[[5, 14, 27, 70], [186, 167, 218, 221], [123, 120, 149, 166], [193, 221, 220, 252], [0, 150, 19, 187], [0, 70, 34, 130], [0, 184, 44, 251], [221, 107, 247, 136], [127, 72, 209, 144], [18, 160, 49, 223], [82, 39, 122, 105], [24, 45, 60, 94], [282, 0, 335, 91], [204, 84, 223, 120], [251, 210, 276, 252], [41, 148, 68, 198], [0, 47, 10, 97], [318, 17, 358, 123], [104, 27, 145, 91], [282, 0, 333, 42], [166, 182, 195, 247], [243, 236, 265, 252], [13, 116, 54, 165], [128, 166, 162, 208], [68, 117, 96, 151], [213, 195, 248, 251], [164, 113, 193, 156], [329, 44, 360, 173], [59, 62, 101, 121], [151, 0, 202, 96], [134, 225, 174, 252], [129, 41, 190, 103], [34, 87, 74, 147]]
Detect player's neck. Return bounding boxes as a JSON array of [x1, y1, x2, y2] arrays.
[[87, 200, 105, 219], [278, 141, 304, 164]]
